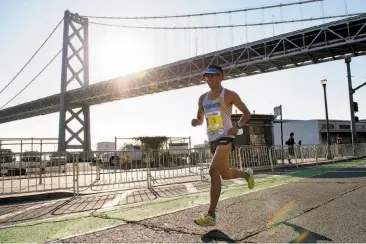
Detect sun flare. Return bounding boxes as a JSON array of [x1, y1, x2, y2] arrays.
[[95, 30, 155, 79]]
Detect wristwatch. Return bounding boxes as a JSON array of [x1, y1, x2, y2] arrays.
[[234, 122, 244, 135], [234, 122, 242, 129]]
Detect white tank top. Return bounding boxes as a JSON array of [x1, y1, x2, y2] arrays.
[[203, 88, 234, 142]]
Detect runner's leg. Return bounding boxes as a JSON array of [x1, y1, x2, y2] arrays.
[[207, 143, 232, 215], [203, 143, 254, 216], [194, 139, 254, 226], [220, 152, 248, 180], [217, 146, 254, 189], [194, 140, 229, 226]]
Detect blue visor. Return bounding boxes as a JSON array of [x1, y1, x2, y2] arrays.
[[204, 67, 222, 75]]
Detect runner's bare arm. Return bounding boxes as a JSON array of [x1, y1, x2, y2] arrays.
[[196, 94, 205, 125], [230, 91, 251, 126]]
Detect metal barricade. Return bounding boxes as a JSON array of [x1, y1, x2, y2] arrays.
[[74, 150, 148, 193], [2, 143, 366, 197], [239, 146, 273, 169], [147, 148, 205, 186], [198, 146, 274, 177], [0, 151, 74, 195]]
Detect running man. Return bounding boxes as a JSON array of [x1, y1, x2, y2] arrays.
[[191, 64, 255, 226]]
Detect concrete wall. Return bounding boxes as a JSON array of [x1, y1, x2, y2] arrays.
[[274, 120, 320, 146]]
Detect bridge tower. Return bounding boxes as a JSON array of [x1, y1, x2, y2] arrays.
[[58, 10, 91, 152]]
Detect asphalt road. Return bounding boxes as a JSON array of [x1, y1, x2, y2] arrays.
[[61, 163, 366, 243]]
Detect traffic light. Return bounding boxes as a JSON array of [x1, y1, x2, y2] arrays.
[[353, 102, 359, 113], [355, 116, 359, 122]]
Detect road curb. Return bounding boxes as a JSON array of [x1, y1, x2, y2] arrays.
[[0, 191, 76, 205]]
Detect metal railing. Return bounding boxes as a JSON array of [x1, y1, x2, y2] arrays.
[[0, 151, 76, 196], [1, 143, 365, 196]]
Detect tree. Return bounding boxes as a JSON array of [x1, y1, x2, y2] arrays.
[[133, 136, 169, 167], [133, 136, 168, 151]]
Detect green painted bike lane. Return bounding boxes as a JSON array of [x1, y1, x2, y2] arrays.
[[0, 159, 364, 243]]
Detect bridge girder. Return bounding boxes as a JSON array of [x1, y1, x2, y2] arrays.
[[1, 14, 366, 125]]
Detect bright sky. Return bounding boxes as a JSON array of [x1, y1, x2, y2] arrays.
[[1, 0, 366, 152]]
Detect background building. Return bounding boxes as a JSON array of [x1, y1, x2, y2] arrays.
[[192, 113, 276, 167], [232, 114, 275, 146], [193, 113, 276, 148], [274, 119, 366, 146]]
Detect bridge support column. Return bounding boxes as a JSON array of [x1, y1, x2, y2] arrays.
[[58, 10, 91, 152]]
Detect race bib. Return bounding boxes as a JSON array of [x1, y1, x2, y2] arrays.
[[206, 111, 224, 135]]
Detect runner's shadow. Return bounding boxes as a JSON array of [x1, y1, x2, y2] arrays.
[[283, 222, 333, 243], [201, 229, 236, 243]]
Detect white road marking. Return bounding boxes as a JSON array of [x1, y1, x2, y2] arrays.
[[332, 170, 364, 173], [102, 190, 134, 209], [184, 183, 198, 193]]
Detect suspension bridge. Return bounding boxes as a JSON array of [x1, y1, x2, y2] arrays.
[[0, 0, 366, 152]]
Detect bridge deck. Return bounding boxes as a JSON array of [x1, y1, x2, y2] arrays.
[[1, 14, 366, 123]]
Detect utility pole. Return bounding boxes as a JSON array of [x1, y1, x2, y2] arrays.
[[345, 57, 358, 151]]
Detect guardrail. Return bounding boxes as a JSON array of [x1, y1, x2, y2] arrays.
[[0, 143, 365, 196]]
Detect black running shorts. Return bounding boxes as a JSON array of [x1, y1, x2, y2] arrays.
[[209, 137, 235, 154]]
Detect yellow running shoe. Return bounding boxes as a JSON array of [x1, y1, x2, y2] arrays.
[[194, 213, 216, 226], [245, 168, 255, 189]]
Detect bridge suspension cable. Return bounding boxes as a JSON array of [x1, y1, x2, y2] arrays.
[[0, 17, 64, 96], [0, 49, 63, 109], [89, 13, 363, 30], [82, 0, 322, 20]]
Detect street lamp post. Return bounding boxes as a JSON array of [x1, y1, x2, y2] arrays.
[[321, 78, 333, 160]]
